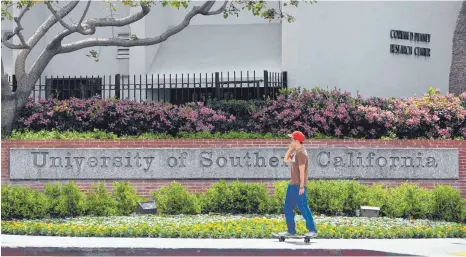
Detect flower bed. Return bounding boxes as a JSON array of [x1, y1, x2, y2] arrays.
[[2, 215, 465, 239]]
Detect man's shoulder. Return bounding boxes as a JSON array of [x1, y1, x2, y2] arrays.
[[296, 149, 309, 159], [297, 149, 308, 156]]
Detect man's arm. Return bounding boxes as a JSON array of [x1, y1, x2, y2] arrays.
[[299, 165, 306, 188], [284, 145, 294, 163], [296, 151, 307, 188]]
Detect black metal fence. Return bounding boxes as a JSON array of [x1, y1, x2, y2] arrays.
[[10, 70, 287, 105]]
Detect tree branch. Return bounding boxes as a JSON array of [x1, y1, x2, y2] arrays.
[[203, 1, 229, 15], [46, 1, 75, 31], [1, 32, 28, 49], [25, 1, 79, 50], [60, 1, 215, 53], [15, 1, 79, 81], [1, 5, 30, 49], [49, 0, 149, 49], [78, 0, 92, 28], [84, 3, 150, 28]]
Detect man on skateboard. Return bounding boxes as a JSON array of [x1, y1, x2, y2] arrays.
[[277, 131, 318, 238]]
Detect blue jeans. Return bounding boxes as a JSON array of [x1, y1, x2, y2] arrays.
[[284, 184, 317, 234]]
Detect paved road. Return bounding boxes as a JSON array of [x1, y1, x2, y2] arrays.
[[2, 235, 466, 257]]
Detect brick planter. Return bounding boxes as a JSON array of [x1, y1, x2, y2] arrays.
[[2, 139, 465, 198]]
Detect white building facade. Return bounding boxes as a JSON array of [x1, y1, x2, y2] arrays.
[[2, 1, 463, 100]]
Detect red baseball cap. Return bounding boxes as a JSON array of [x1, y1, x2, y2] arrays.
[[288, 131, 305, 143]]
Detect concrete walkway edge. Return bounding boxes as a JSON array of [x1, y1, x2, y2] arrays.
[[2, 235, 465, 257]]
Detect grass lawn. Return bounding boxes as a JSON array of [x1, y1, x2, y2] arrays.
[[2, 214, 465, 239]]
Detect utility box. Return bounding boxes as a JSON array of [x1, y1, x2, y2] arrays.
[[136, 201, 157, 215], [360, 206, 380, 218]]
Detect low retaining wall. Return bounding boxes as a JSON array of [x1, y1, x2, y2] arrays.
[[2, 139, 465, 198]]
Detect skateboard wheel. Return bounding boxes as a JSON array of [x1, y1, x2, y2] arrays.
[[304, 238, 310, 243], [279, 237, 285, 242]]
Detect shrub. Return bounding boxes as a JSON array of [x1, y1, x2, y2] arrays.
[[207, 99, 266, 131], [354, 184, 387, 209], [44, 181, 85, 218], [17, 98, 236, 136], [307, 181, 350, 216], [1, 185, 48, 220], [402, 183, 434, 219], [85, 183, 118, 216], [432, 185, 466, 222], [202, 181, 269, 214], [269, 181, 289, 214], [341, 180, 367, 216], [112, 181, 141, 216], [2, 180, 465, 223], [251, 88, 397, 139], [383, 186, 408, 218], [16, 88, 466, 139], [152, 182, 201, 215], [44, 183, 66, 218], [392, 88, 466, 139], [251, 87, 466, 139]]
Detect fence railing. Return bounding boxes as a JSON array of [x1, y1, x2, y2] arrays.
[[9, 70, 287, 104]]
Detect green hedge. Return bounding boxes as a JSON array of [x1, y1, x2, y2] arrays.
[[2, 181, 143, 220], [2, 180, 465, 223], [8, 129, 331, 140]]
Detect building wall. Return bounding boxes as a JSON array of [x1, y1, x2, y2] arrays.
[[2, 1, 463, 98], [2, 139, 465, 198], [282, 1, 462, 98]]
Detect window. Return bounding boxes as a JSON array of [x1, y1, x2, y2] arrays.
[[46, 78, 103, 100], [117, 33, 130, 59]]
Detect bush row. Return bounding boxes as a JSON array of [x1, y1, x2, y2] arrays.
[[2, 180, 465, 223], [16, 88, 466, 139], [1, 181, 144, 220]]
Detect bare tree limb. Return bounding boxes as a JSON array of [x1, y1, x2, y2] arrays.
[[1, 6, 30, 49], [203, 1, 229, 15], [49, 0, 149, 48], [84, 3, 150, 28], [1, 32, 28, 49], [78, 1, 92, 28], [14, 1, 79, 82], [46, 1, 75, 31], [25, 1, 79, 50], [60, 1, 216, 53]]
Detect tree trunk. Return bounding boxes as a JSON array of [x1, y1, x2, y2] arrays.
[[449, 0, 466, 95], [1, 96, 19, 139]]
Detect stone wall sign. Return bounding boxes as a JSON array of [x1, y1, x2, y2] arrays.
[[9, 148, 458, 180]]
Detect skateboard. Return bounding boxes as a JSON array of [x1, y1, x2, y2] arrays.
[[272, 233, 312, 243]]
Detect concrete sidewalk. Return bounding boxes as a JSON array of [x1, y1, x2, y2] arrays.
[[2, 235, 466, 256]]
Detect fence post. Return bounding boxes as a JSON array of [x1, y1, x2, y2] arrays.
[[214, 72, 220, 99], [263, 70, 268, 100], [12, 75, 17, 92], [114, 74, 121, 99], [282, 71, 288, 90]]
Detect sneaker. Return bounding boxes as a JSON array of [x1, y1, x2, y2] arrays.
[[305, 231, 318, 238], [277, 231, 296, 237]]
